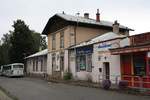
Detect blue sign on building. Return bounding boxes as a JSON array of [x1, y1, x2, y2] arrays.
[[76, 46, 93, 55]]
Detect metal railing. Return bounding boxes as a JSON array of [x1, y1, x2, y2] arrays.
[[98, 74, 150, 90]]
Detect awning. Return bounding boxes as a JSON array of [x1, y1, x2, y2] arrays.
[[110, 44, 150, 55]]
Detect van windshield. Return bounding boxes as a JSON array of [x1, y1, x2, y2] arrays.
[[13, 65, 24, 69]]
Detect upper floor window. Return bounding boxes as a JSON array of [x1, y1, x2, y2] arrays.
[[70, 33, 75, 46], [60, 31, 64, 48], [52, 34, 56, 50]]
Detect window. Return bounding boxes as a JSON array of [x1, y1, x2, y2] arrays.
[[60, 53, 64, 71], [79, 55, 86, 70], [70, 33, 75, 46], [52, 34, 56, 50], [33, 60, 35, 71], [133, 54, 146, 76], [13, 65, 23, 69], [36, 58, 38, 71], [41, 59, 43, 72], [52, 53, 56, 71], [3, 65, 11, 70], [76, 54, 92, 72], [60, 31, 64, 48]]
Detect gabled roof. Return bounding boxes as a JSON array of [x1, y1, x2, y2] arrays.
[[71, 32, 126, 48], [42, 13, 134, 35], [25, 49, 48, 59], [57, 13, 130, 29]]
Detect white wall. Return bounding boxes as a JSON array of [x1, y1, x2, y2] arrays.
[[69, 50, 76, 79], [69, 49, 93, 81], [26, 55, 47, 75], [92, 39, 121, 83], [47, 53, 52, 75], [64, 50, 68, 72], [47, 50, 69, 77], [69, 39, 122, 83]]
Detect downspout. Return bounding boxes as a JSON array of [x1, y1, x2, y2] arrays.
[[73, 19, 79, 79]]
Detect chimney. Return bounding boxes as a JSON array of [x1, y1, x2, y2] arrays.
[[96, 9, 100, 22], [84, 13, 89, 19], [113, 20, 120, 34], [125, 27, 129, 36]]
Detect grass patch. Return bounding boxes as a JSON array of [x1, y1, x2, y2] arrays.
[[0, 86, 19, 100]]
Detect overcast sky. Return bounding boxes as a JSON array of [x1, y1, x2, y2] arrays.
[[0, 0, 150, 38]]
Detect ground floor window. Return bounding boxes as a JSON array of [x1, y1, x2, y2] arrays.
[[133, 54, 146, 76], [52, 53, 56, 71], [60, 54, 64, 71], [41, 59, 43, 72], [77, 55, 86, 71], [121, 53, 147, 76], [33, 59, 35, 71], [76, 54, 92, 72], [36, 58, 38, 71]]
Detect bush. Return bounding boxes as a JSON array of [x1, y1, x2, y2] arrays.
[[63, 72, 72, 80], [118, 80, 128, 89], [101, 80, 111, 90]]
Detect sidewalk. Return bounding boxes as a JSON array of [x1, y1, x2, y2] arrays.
[[0, 86, 18, 100], [48, 79, 150, 96], [0, 89, 12, 100]]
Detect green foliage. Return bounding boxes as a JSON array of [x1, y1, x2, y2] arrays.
[[0, 19, 47, 66], [10, 19, 36, 63], [63, 72, 72, 80], [0, 33, 11, 66], [31, 31, 47, 51]]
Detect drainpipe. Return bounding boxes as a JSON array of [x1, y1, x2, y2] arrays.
[[73, 17, 79, 79]]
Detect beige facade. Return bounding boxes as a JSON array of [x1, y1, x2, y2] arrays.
[[47, 25, 113, 78], [48, 26, 111, 52], [75, 26, 110, 44]]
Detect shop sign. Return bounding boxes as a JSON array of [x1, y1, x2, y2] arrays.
[[76, 46, 93, 55], [95, 42, 112, 51]]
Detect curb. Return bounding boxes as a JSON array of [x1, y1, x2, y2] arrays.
[[0, 86, 19, 100]]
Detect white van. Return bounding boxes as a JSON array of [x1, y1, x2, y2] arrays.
[[2, 63, 24, 77], [0, 65, 3, 75]]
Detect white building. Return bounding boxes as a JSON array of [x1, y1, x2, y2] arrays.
[[25, 49, 48, 77], [69, 32, 129, 83]]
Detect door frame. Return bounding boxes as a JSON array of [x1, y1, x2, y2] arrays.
[[103, 62, 110, 80]]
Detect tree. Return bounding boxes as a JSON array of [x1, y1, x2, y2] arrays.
[[31, 31, 47, 51], [10, 20, 36, 63], [0, 33, 11, 65], [0, 19, 47, 65]]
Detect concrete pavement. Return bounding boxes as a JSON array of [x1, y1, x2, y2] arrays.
[[0, 77, 149, 100]]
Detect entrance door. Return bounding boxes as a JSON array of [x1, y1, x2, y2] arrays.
[[103, 62, 110, 80]]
